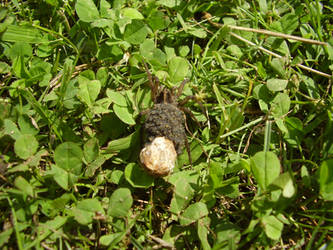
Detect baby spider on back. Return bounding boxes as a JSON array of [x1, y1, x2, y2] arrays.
[[139, 61, 205, 177]]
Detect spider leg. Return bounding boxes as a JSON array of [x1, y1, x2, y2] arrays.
[[179, 95, 208, 121], [181, 106, 201, 130], [175, 78, 189, 98], [143, 61, 158, 103], [181, 108, 209, 162], [184, 134, 192, 166]]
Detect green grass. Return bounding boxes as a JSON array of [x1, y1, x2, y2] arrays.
[[1, 0, 333, 249]]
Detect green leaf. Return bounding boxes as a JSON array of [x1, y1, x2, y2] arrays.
[[140, 39, 167, 66], [75, 0, 100, 22], [54, 142, 83, 175], [108, 188, 133, 217], [19, 88, 62, 140], [85, 155, 108, 177], [168, 170, 200, 214], [50, 165, 69, 190], [113, 103, 135, 125], [168, 57, 189, 83], [124, 20, 149, 44], [261, 215, 283, 240], [99, 233, 124, 247], [214, 221, 241, 248], [4, 119, 22, 140], [179, 45, 190, 57], [270, 58, 286, 78], [0, 229, 13, 247], [258, 0, 268, 13], [96, 67, 108, 87], [109, 170, 124, 184], [271, 93, 290, 118], [250, 151, 280, 190], [73, 198, 104, 225], [92, 98, 112, 114], [301, 75, 320, 99], [197, 217, 211, 250], [8, 42, 33, 59], [100, 0, 111, 17], [124, 163, 154, 188], [179, 202, 209, 226], [7, 164, 29, 173], [177, 140, 203, 166], [280, 13, 299, 34], [77, 77, 101, 107], [267, 78, 288, 92], [106, 89, 128, 106], [0, 61, 10, 74], [271, 172, 296, 198], [26, 216, 67, 248], [1, 25, 45, 43], [14, 134, 38, 160], [106, 129, 140, 152], [120, 8, 144, 19], [209, 161, 224, 189], [83, 137, 99, 163], [12, 56, 30, 78], [14, 176, 34, 197], [18, 115, 38, 135], [188, 27, 207, 38], [147, 11, 170, 31], [157, 0, 179, 8], [36, 44, 53, 58], [227, 45, 243, 58], [318, 159, 333, 200]]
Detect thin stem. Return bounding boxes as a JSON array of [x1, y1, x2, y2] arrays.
[[229, 25, 327, 46], [295, 64, 332, 78], [220, 117, 264, 139], [203, 12, 328, 46], [32, 24, 79, 55], [230, 32, 283, 58], [230, 32, 332, 79]]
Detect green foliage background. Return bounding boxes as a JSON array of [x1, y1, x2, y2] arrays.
[[0, 0, 333, 249]]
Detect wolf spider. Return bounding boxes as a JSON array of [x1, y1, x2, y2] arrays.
[[139, 61, 204, 176]]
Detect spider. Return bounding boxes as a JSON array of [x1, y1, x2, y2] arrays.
[[139, 61, 204, 177]]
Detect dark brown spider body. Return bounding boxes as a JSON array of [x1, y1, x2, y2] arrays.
[[143, 103, 186, 155]]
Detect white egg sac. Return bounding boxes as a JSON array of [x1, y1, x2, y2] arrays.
[[139, 136, 177, 177]]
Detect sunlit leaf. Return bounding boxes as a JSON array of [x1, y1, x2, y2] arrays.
[[83, 137, 99, 163], [168, 56, 189, 83], [73, 198, 104, 225], [14, 176, 34, 197], [267, 78, 288, 92], [54, 142, 83, 175], [75, 0, 99, 22], [108, 188, 133, 217], [14, 134, 38, 160], [120, 8, 144, 20], [1, 25, 45, 43], [179, 202, 208, 226], [271, 172, 296, 198], [318, 159, 333, 201], [262, 215, 283, 240], [124, 163, 154, 188], [271, 93, 290, 118], [77, 77, 101, 107], [124, 20, 149, 44], [250, 151, 280, 190]]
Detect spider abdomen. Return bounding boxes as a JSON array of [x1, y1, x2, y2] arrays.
[[143, 103, 186, 155]]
